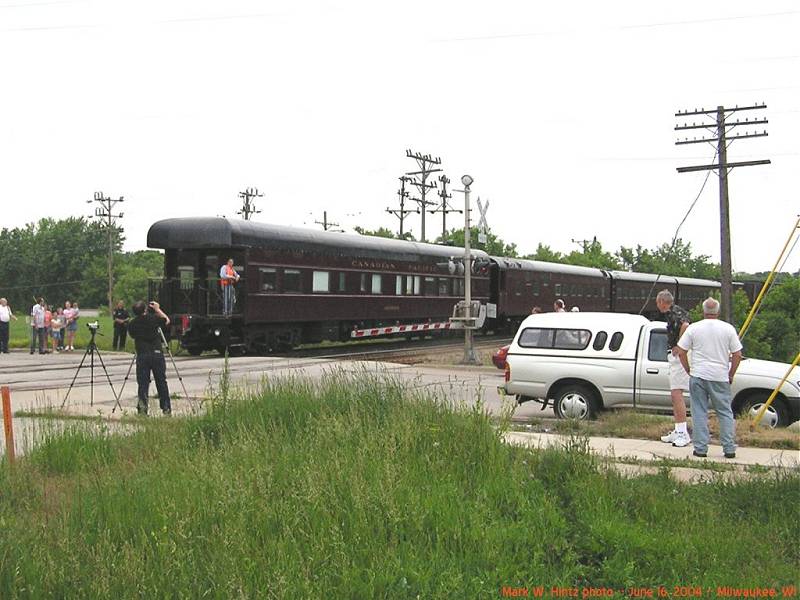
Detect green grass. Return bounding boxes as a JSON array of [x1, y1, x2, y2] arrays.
[[0, 372, 798, 597], [7, 314, 183, 355]]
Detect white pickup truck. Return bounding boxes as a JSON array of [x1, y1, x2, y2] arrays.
[[502, 312, 800, 427]]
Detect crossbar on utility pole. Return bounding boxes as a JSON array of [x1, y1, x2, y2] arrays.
[[386, 175, 418, 238], [675, 103, 770, 323], [88, 192, 124, 314], [237, 187, 263, 220], [405, 149, 442, 242]]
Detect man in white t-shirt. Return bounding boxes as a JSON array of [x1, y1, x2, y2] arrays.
[[675, 297, 743, 459], [0, 297, 18, 354]]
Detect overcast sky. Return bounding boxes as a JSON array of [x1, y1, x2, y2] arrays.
[[2, 0, 798, 273]]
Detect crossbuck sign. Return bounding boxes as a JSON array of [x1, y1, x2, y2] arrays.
[[476, 197, 489, 244]]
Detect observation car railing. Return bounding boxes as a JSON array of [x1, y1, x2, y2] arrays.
[[148, 277, 245, 317]]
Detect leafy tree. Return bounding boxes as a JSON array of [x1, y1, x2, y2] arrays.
[[0, 218, 120, 311], [563, 238, 621, 270], [435, 227, 518, 257], [522, 244, 564, 262], [353, 226, 410, 240], [688, 279, 799, 363], [616, 239, 718, 279]]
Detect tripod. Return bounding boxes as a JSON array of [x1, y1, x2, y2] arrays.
[[113, 327, 196, 414], [61, 325, 117, 409]]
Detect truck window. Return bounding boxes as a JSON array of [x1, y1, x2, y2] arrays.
[[648, 331, 668, 362], [609, 332, 624, 351], [519, 328, 555, 348], [593, 331, 608, 350], [554, 329, 591, 350]]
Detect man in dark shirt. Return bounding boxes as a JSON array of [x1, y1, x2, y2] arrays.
[[128, 300, 171, 415], [656, 289, 691, 447], [112, 300, 130, 351]]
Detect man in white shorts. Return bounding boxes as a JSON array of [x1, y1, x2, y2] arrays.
[[656, 290, 691, 447]]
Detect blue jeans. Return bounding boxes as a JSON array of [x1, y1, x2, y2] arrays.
[[136, 351, 171, 414], [689, 376, 736, 455]]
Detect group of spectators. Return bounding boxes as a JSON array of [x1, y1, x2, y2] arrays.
[[27, 298, 81, 354]]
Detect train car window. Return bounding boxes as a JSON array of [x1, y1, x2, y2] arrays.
[[518, 328, 554, 348], [600, 286, 605, 298], [414, 276, 421, 295], [609, 332, 624, 351], [396, 276, 403, 296], [178, 266, 194, 290], [647, 331, 668, 362], [532, 281, 540, 296], [554, 283, 562, 295], [284, 269, 302, 293], [424, 277, 437, 296], [406, 276, 414, 295], [592, 331, 608, 350], [259, 268, 277, 293], [371, 274, 382, 295], [455, 279, 465, 297], [360, 273, 370, 293], [312, 271, 330, 293], [337, 272, 346, 293], [438, 278, 450, 297]]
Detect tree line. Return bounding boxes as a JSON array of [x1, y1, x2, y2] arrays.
[[0, 218, 163, 313]]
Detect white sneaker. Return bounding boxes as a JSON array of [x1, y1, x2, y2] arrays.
[[660, 430, 679, 443], [671, 431, 692, 448]]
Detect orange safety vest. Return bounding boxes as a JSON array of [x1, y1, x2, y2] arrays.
[[221, 264, 236, 286]]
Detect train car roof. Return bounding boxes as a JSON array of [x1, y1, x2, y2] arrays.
[[147, 217, 491, 262], [674, 275, 721, 287], [490, 257, 608, 278], [606, 270, 678, 285]]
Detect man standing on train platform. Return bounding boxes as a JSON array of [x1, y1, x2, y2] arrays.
[[30, 297, 47, 355], [675, 297, 742, 459], [0, 298, 18, 354], [112, 300, 130, 351], [656, 289, 692, 448], [219, 258, 240, 316]]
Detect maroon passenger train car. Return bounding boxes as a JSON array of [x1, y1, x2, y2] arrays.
[[147, 217, 491, 354], [488, 259, 721, 330]]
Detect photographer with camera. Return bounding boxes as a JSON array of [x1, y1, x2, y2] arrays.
[[128, 300, 171, 416]]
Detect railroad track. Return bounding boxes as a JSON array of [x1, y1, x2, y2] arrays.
[[1, 336, 510, 393]]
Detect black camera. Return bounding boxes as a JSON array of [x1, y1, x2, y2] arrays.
[[86, 321, 100, 331]]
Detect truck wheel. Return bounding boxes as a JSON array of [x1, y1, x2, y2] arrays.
[[186, 346, 203, 356], [739, 392, 789, 428], [553, 384, 599, 421]]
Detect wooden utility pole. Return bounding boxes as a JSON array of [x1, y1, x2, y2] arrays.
[[675, 103, 770, 323], [405, 150, 442, 242], [88, 191, 124, 314], [386, 175, 418, 238], [429, 174, 461, 241], [237, 187, 263, 220], [314, 211, 341, 231]]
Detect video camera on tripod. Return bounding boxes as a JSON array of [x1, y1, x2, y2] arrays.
[[86, 320, 100, 332]]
